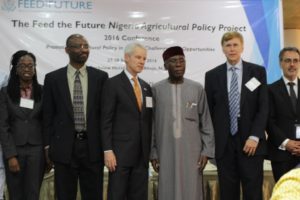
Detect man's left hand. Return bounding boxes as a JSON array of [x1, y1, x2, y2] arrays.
[[243, 139, 258, 156], [198, 155, 208, 171]]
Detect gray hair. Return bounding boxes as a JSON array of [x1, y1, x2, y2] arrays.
[[124, 43, 146, 55]]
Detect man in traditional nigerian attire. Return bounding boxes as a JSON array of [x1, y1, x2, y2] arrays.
[[150, 46, 215, 200]]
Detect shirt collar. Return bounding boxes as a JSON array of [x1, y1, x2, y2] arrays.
[[124, 68, 138, 81], [283, 76, 298, 86], [227, 59, 242, 71], [20, 83, 32, 90], [67, 64, 87, 77]]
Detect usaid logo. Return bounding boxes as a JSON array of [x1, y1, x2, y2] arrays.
[[1, 0, 16, 12], [1, 0, 93, 12]]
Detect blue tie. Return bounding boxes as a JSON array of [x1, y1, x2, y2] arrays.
[[229, 67, 240, 135]]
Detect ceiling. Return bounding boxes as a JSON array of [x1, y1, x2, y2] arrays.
[[283, 0, 300, 29]]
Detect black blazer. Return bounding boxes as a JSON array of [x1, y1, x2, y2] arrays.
[[43, 66, 108, 164], [101, 71, 152, 166], [0, 86, 43, 159], [267, 78, 300, 161], [205, 61, 268, 159]]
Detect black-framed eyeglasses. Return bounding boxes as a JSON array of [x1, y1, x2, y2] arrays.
[[68, 44, 89, 50], [17, 64, 36, 69]]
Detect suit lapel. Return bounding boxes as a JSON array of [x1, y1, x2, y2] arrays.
[[278, 79, 295, 114], [86, 67, 95, 120], [139, 79, 149, 113], [28, 101, 40, 118], [120, 71, 140, 112], [220, 64, 229, 106], [59, 67, 73, 119], [240, 61, 250, 109], [296, 78, 300, 115], [11, 101, 29, 118]]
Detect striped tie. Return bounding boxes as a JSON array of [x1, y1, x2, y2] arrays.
[[73, 71, 85, 131], [229, 67, 240, 135]]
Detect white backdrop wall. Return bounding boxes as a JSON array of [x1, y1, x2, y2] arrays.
[[0, 0, 283, 84]]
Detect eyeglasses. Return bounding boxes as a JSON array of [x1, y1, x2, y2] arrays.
[[17, 64, 35, 69], [68, 44, 89, 50], [282, 58, 299, 64]]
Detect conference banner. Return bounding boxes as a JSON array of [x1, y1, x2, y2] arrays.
[[0, 0, 283, 84]]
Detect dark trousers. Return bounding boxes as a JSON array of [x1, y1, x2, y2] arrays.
[[107, 156, 148, 200], [54, 139, 103, 200], [271, 157, 300, 182], [216, 134, 264, 200], [5, 144, 45, 200]]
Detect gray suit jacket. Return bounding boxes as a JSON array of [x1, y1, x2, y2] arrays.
[[0, 86, 43, 159]]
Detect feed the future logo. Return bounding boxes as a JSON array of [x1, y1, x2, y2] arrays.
[[1, 0, 16, 11], [1, 0, 93, 12]]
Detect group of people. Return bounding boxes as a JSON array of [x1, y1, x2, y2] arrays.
[[0, 31, 298, 200]]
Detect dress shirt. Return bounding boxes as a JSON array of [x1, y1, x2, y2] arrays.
[[20, 84, 32, 99], [124, 69, 143, 102], [0, 71, 8, 88], [227, 59, 258, 142], [227, 59, 243, 94], [67, 64, 88, 120], [279, 76, 298, 150]]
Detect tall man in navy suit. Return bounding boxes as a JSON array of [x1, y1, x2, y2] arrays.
[[205, 31, 268, 200], [101, 43, 152, 200], [267, 47, 300, 182], [43, 34, 108, 200]]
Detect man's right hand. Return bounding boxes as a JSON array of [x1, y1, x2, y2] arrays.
[[151, 159, 159, 173], [45, 148, 53, 173], [286, 140, 300, 155], [104, 151, 117, 172], [8, 156, 20, 173]]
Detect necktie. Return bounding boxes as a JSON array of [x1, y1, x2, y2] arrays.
[[132, 77, 142, 111], [288, 82, 297, 112], [73, 71, 85, 131], [229, 67, 240, 135]]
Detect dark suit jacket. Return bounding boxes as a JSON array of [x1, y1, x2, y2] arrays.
[[205, 61, 268, 159], [101, 71, 152, 167], [0, 86, 43, 159], [267, 78, 300, 161], [43, 66, 108, 164]]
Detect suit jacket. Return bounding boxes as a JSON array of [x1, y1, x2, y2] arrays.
[[43, 66, 108, 164], [267, 78, 300, 161], [205, 61, 268, 159], [0, 86, 43, 159], [101, 71, 152, 167]]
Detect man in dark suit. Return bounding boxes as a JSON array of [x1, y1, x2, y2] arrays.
[[43, 34, 108, 200], [101, 43, 152, 200], [205, 31, 268, 200], [267, 47, 300, 182]]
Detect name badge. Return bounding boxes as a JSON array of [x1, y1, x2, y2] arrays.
[[20, 98, 34, 109], [245, 77, 261, 92], [146, 97, 153, 108], [296, 124, 300, 139]]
